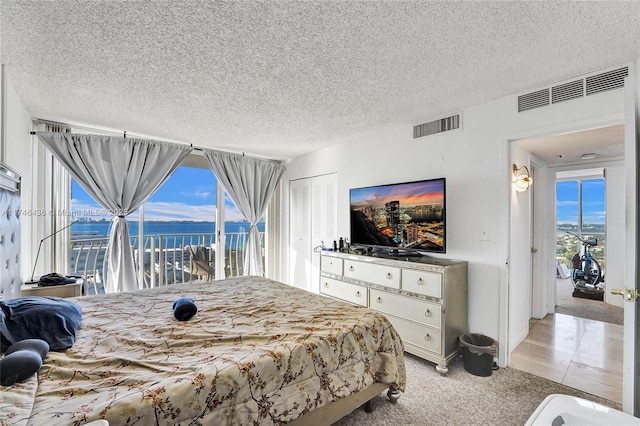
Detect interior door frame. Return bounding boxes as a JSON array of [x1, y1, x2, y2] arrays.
[[500, 66, 638, 414]]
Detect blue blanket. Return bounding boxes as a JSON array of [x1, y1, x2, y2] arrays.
[[0, 296, 82, 352]]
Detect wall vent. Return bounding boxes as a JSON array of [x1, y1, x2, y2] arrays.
[[413, 114, 460, 139], [518, 88, 550, 112], [551, 80, 584, 104], [518, 66, 628, 113], [586, 67, 628, 96]]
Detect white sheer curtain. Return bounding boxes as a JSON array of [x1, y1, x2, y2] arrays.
[[204, 150, 285, 276], [37, 133, 192, 293]]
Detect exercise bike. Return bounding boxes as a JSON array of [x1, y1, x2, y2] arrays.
[[567, 231, 603, 292]]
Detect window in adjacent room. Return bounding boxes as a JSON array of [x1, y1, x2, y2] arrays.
[[556, 170, 606, 278]]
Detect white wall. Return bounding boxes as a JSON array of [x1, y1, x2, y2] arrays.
[[280, 68, 627, 361], [509, 144, 533, 349]]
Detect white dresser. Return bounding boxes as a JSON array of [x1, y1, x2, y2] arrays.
[[319, 251, 468, 375]]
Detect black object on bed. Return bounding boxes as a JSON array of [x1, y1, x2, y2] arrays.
[[38, 272, 78, 287], [0, 296, 82, 352]]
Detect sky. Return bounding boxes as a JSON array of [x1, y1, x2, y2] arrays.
[[71, 166, 245, 221], [556, 178, 605, 225]]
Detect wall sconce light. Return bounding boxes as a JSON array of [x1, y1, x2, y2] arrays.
[[512, 164, 533, 192]]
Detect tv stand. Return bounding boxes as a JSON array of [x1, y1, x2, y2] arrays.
[[385, 248, 423, 258], [354, 246, 424, 258], [319, 251, 468, 375]]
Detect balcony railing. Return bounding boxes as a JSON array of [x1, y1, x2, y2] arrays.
[[71, 231, 264, 295]]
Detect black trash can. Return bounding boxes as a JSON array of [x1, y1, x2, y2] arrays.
[[459, 333, 498, 377]]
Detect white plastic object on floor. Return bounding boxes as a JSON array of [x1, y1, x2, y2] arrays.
[[556, 262, 571, 279], [525, 394, 640, 426]]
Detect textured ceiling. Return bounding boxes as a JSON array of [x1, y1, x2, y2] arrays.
[[1, 1, 640, 160]]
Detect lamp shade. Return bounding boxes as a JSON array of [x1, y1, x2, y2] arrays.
[[514, 175, 532, 192], [512, 164, 533, 192]]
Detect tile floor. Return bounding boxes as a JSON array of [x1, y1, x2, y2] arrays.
[[510, 313, 623, 404]]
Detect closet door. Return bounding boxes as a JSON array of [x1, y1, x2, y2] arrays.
[[288, 173, 337, 293], [289, 178, 312, 290]]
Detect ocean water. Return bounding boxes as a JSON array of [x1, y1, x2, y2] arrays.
[[72, 221, 264, 248]]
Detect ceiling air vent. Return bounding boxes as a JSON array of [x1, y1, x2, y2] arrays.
[[586, 67, 628, 96], [552, 80, 584, 104], [413, 114, 460, 139], [518, 88, 550, 112]]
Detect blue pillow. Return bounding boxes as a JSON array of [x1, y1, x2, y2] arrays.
[[0, 297, 82, 352], [5, 338, 49, 359], [0, 350, 43, 386]]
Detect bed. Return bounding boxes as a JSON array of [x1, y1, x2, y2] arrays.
[[0, 276, 406, 425]]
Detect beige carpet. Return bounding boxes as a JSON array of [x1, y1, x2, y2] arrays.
[[333, 353, 621, 425], [555, 277, 623, 326]]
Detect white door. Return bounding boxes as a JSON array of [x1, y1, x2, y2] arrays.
[[289, 178, 312, 290], [618, 72, 639, 414], [530, 165, 539, 318], [289, 173, 338, 292]]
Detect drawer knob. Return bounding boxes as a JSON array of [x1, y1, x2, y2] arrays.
[[424, 334, 431, 341], [323, 282, 329, 288], [417, 277, 424, 285], [376, 297, 382, 303], [386, 272, 392, 279], [349, 266, 355, 272], [356, 291, 361, 297], [425, 309, 432, 317]]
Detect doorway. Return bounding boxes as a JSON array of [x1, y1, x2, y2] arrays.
[[510, 125, 625, 404]]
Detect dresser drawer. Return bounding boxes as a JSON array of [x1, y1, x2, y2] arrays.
[[320, 256, 343, 275], [402, 269, 442, 298], [344, 260, 400, 289], [369, 288, 441, 328], [320, 277, 367, 306], [384, 314, 442, 355]]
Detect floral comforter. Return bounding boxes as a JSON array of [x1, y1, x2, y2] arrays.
[[0, 277, 405, 425]]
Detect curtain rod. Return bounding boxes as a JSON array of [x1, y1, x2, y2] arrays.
[[30, 119, 284, 164]]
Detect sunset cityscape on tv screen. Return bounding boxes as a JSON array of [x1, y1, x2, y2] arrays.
[[350, 178, 445, 253]]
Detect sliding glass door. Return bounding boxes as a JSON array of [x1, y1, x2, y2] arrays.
[[69, 154, 265, 292]]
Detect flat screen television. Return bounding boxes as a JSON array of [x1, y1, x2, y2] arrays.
[[349, 178, 446, 255]]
